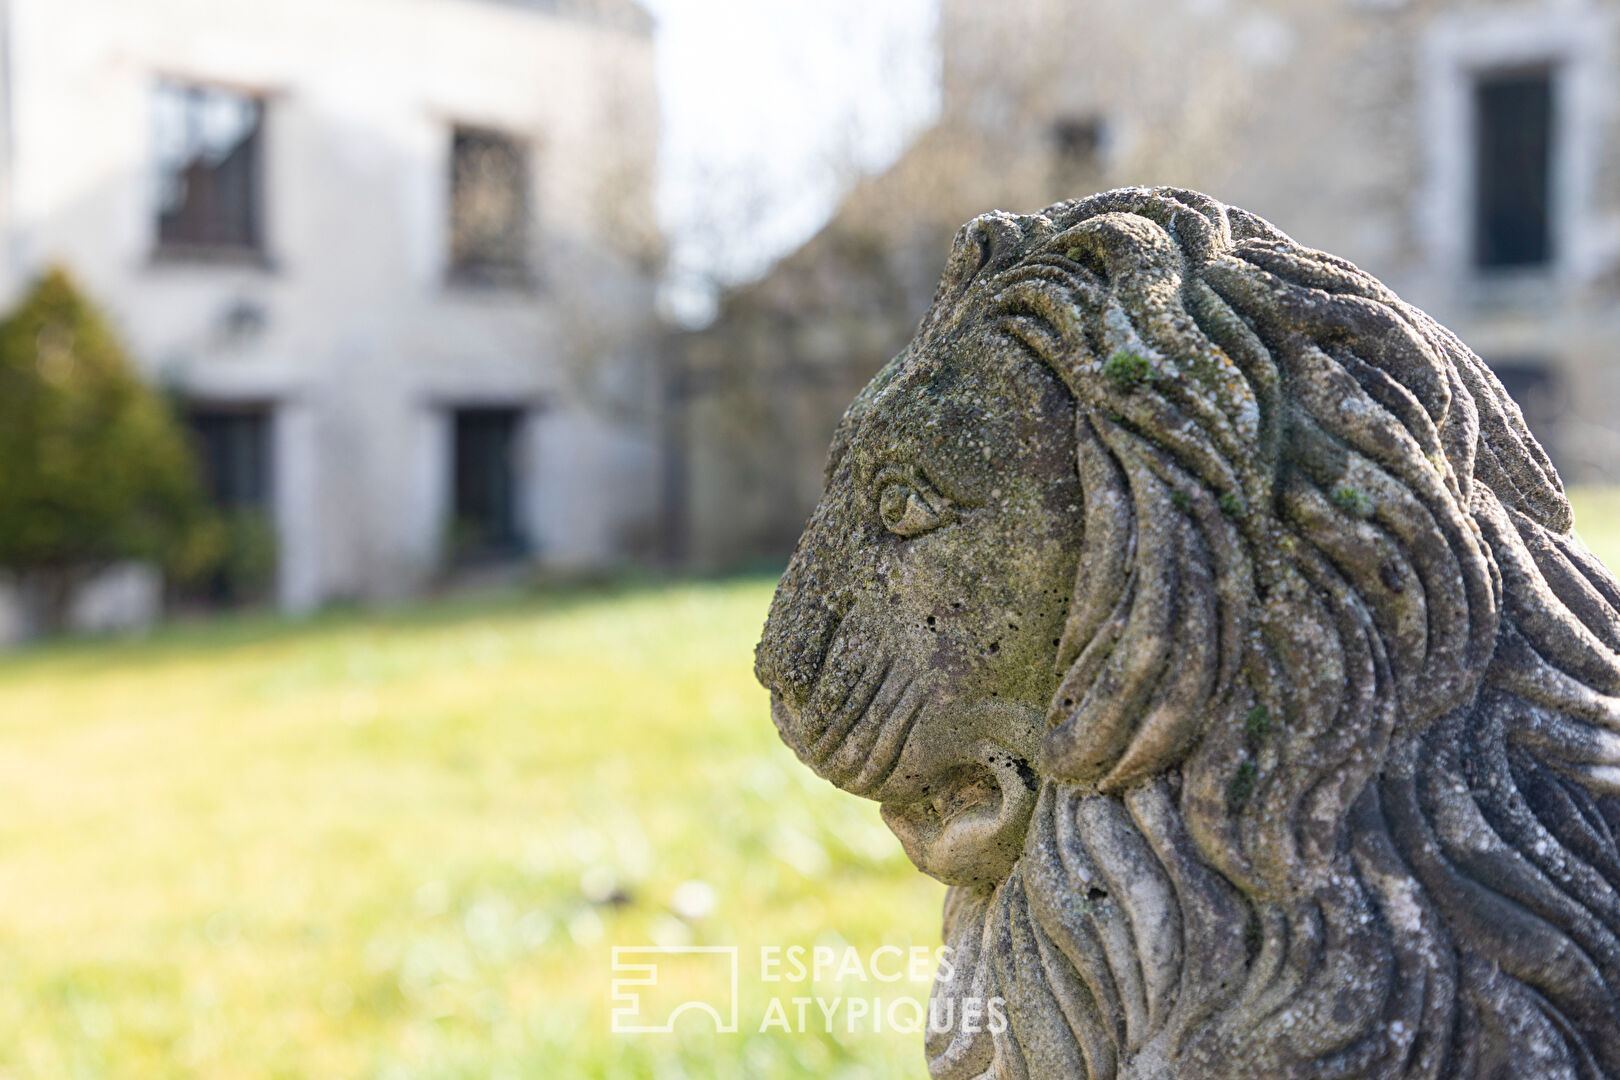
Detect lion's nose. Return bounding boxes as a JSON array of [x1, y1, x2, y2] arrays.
[[755, 506, 865, 716], [754, 612, 783, 698], [755, 570, 842, 716], [768, 693, 799, 744], [754, 614, 814, 716]]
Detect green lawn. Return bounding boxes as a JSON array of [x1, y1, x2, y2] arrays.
[[4, 488, 1620, 1080], [0, 577, 944, 1080]]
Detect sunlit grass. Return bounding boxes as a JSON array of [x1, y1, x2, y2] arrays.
[[5, 487, 1620, 1079], [0, 575, 944, 1079], [1572, 486, 1620, 571]]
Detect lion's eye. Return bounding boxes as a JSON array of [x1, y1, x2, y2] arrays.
[[879, 481, 945, 538]]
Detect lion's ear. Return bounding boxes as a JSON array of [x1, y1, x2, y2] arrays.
[[1041, 413, 1245, 792]]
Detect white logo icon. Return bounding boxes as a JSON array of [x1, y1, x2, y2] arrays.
[[610, 946, 740, 1033]]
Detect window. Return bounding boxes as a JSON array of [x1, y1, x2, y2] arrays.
[[154, 82, 265, 256], [1052, 116, 1107, 172], [1474, 68, 1554, 269], [448, 127, 530, 286], [1050, 116, 1107, 197], [450, 407, 524, 560], [187, 405, 273, 509]]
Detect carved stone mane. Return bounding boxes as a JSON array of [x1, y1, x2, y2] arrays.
[[755, 188, 1620, 1079]]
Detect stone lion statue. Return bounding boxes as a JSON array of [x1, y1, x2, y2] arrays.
[[755, 188, 1620, 1080]]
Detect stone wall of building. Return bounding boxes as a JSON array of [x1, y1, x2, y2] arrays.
[[680, 0, 1620, 568]]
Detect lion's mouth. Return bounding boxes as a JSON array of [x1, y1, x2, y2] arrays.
[[768, 661, 927, 799], [879, 741, 1037, 887], [772, 681, 1038, 887]]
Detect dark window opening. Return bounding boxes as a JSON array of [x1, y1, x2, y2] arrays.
[[184, 404, 277, 604], [1474, 68, 1555, 270], [154, 82, 265, 256], [1053, 117, 1106, 166], [188, 405, 273, 509], [450, 407, 525, 561], [1051, 115, 1107, 180], [448, 126, 530, 287]]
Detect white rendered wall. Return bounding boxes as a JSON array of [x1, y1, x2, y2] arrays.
[[0, 0, 662, 608]]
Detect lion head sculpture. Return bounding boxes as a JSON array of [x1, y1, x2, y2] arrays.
[[755, 188, 1620, 1080]]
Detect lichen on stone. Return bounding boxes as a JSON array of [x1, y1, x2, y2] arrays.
[[1332, 484, 1374, 517], [1228, 759, 1258, 807], [1102, 348, 1155, 387], [1244, 703, 1272, 741]]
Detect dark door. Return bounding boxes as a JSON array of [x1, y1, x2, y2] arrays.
[[185, 403, 276, 603], [451, 407, 524, 561]]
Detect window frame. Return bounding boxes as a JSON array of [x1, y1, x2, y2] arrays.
[[444, 122, 536, 290], [150, 77, 272, 266], [1418, 11, 1606, 290], [184, 401, 277, 511]]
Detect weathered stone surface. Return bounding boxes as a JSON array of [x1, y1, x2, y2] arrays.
[[754, 188, 1620, 1079]]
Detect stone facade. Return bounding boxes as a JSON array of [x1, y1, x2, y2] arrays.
[[0, 0, 662, 612], [681, 0, 1620, 568]]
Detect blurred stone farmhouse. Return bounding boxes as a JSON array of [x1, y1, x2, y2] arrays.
[[0, 0, 660, 628], [678, 0, 1620, 568]]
